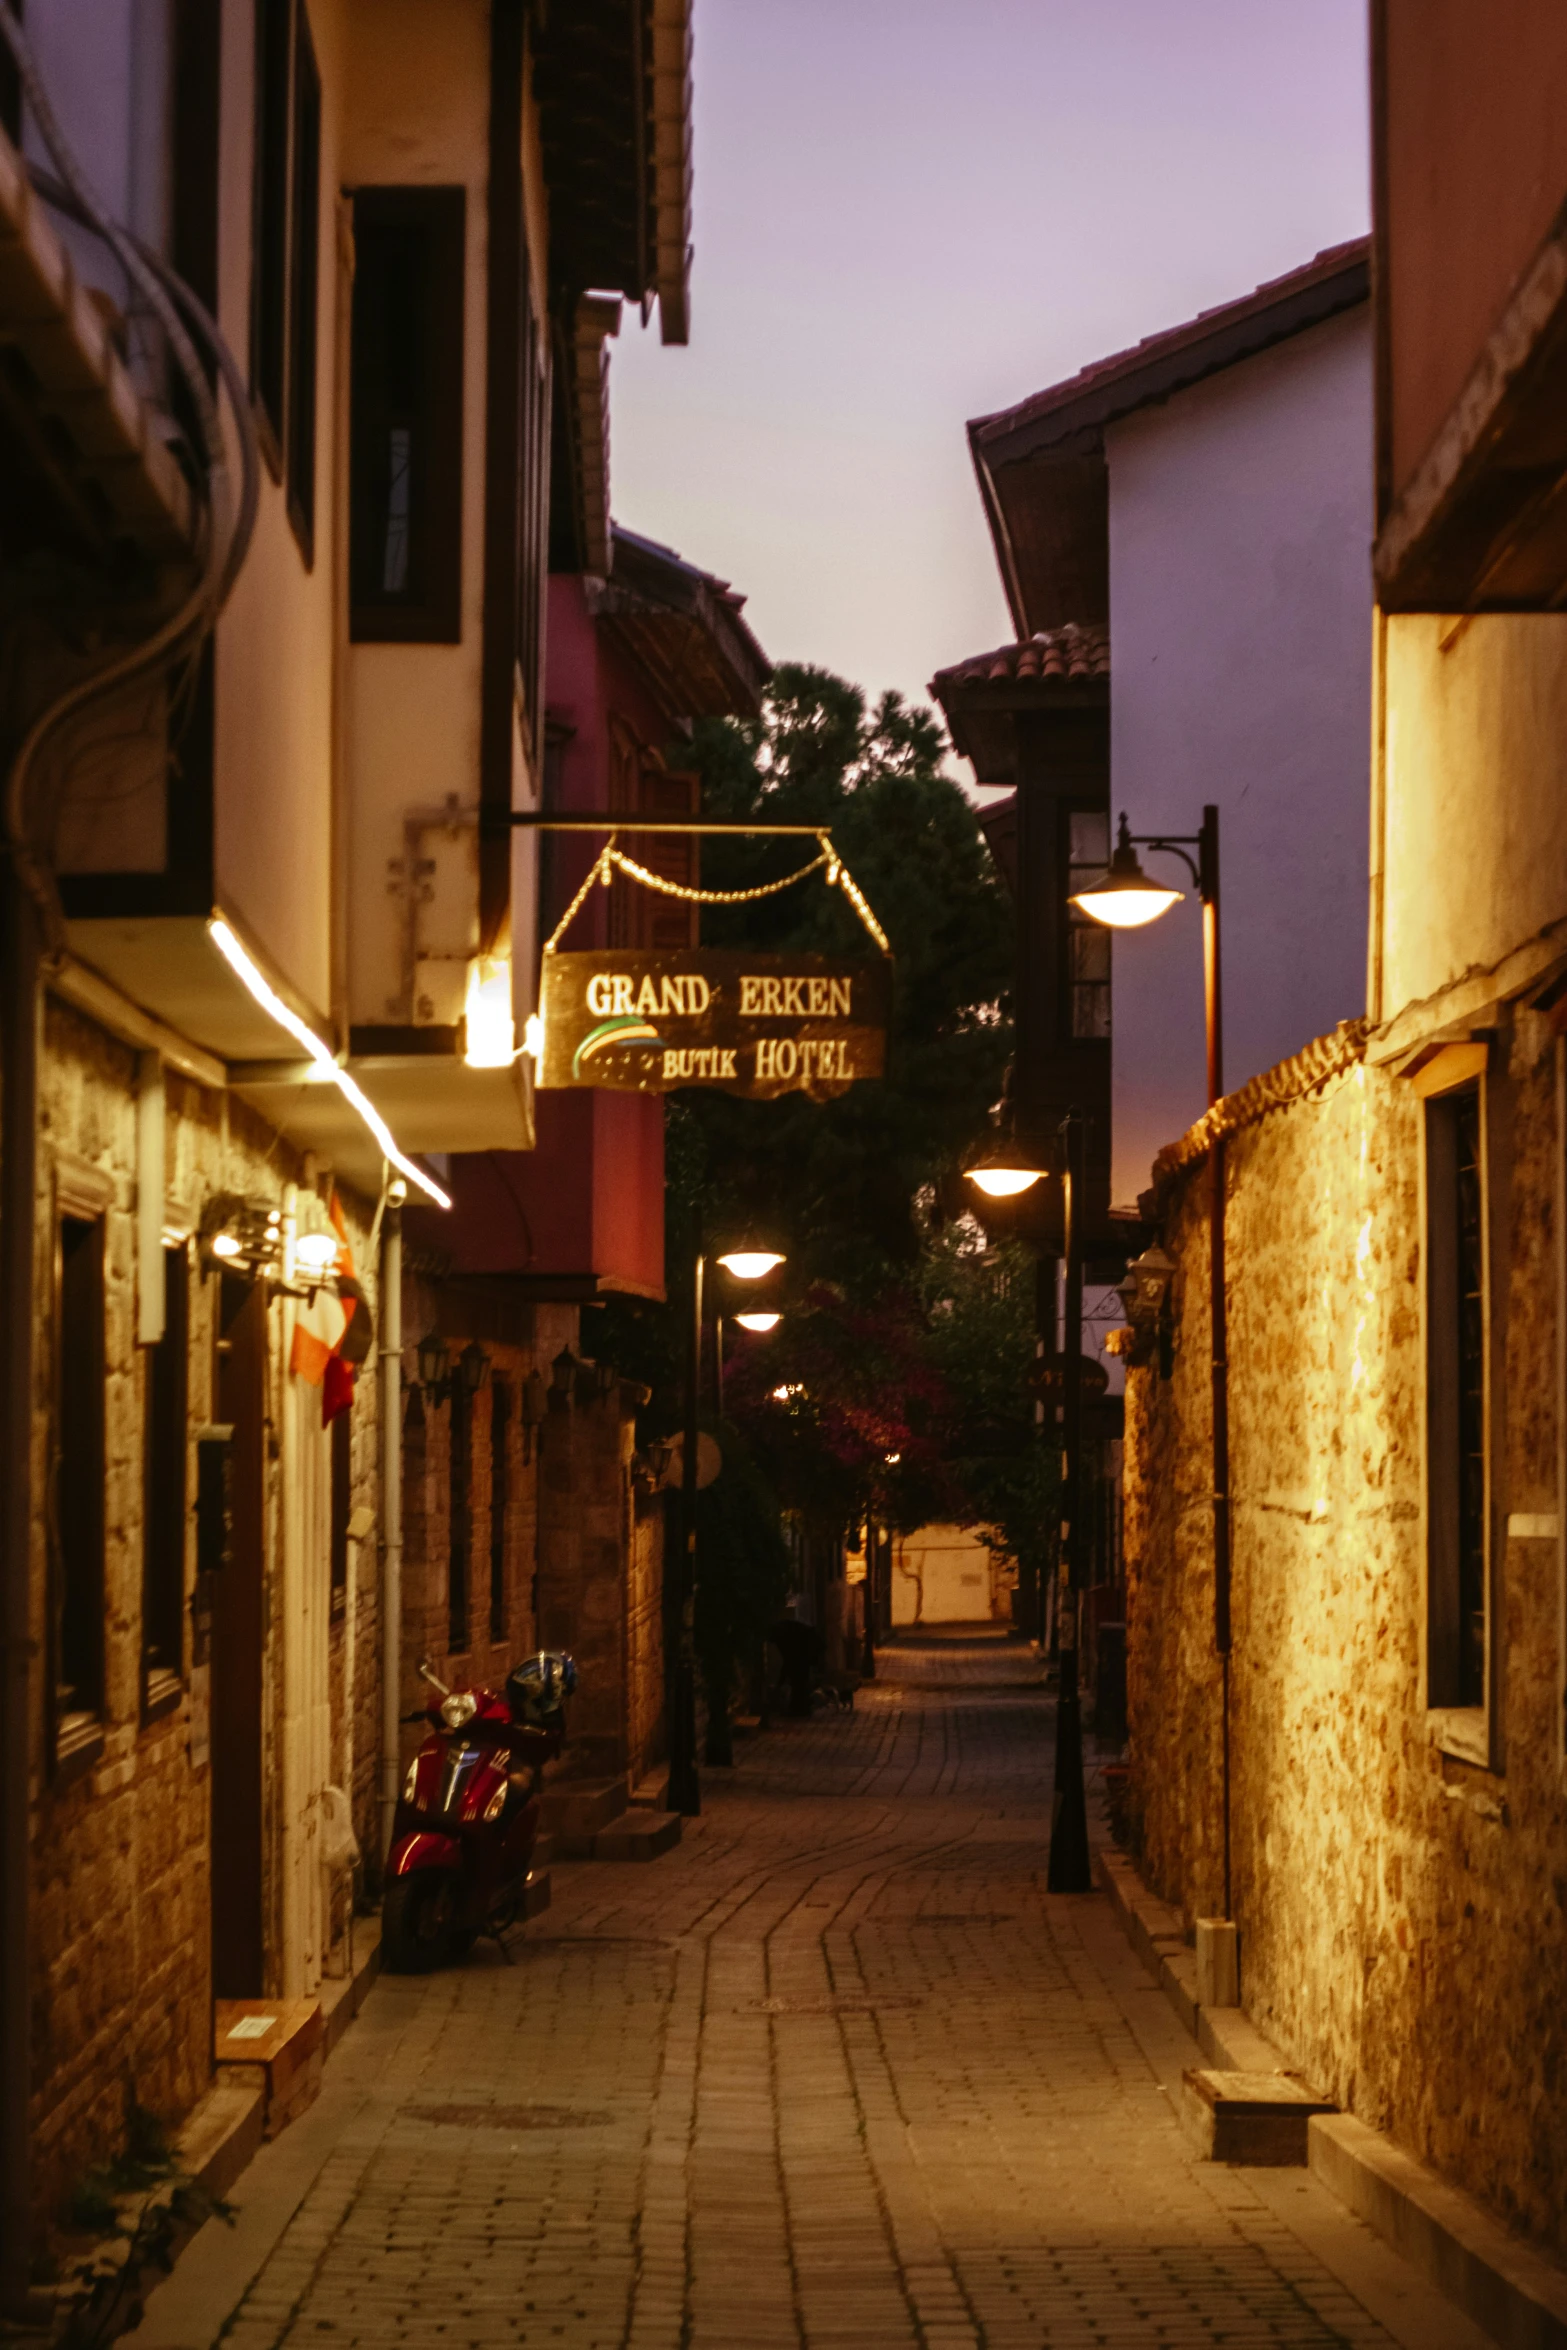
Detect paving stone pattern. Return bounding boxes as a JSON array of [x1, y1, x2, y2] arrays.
[[205, 1634, 1427, 2349]]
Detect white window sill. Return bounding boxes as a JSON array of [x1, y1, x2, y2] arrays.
[[1427, 1705, 1490, 1769]]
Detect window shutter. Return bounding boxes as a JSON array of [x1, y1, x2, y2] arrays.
[[637, 768, 701, 950]]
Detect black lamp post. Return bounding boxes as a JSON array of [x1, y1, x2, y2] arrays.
[[667, 1231, 786, 1816], [1045, 1109, 1091, 1894], [1072, 801, 1230, 1914]]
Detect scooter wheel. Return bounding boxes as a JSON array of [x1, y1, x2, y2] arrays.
[[382, 1873, 456, 1973]]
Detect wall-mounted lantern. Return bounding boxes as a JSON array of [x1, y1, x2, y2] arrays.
[[416, 1332, 450, 1395], [198, 1192, 282, 1279], [457, 1340, 491, 1395]]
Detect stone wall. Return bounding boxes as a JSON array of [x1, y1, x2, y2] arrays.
[[1123, 1010, 1567, 2256], [28, 996, 381, 2222]]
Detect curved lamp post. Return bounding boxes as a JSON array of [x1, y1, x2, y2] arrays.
[[1072, 801, 1233, 1920], [963, 1112, 1092, 1894], [669, 1235, 787, 1813]]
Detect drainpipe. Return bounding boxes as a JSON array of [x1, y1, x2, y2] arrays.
[[378, 1180, 405, 1875], [0, 874, 39, 2320], [1199, 806, 1233, 1923]]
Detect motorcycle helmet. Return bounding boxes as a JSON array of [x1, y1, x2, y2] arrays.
[[506, 1650, 578, 1724]]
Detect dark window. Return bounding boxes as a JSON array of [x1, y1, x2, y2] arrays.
[[250, 0, 292, 453], [171, 0, 222, 315], [330, 1406, 350, 1617], [1066, 808, 1112, 1041], [0, 0, 19, 145], [143, 1245, 190, 1689], [285, 0, 321, 563], [57, 1215, 107, 1724], [489, 1381, 510, 1643], [448, 1385, 471, 1653], [516, 290, 550, 750], [1427, 1083, 1487, 1709], [349, 188, 465, 642]]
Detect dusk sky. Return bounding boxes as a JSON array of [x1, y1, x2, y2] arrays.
[[610, 0, 1371, 733]]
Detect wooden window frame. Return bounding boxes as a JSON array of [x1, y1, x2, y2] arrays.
[[1419, 1043, 1494, 1765], [53, 1158, 113, 1774], [448, 1384, 471, 1655], [489, 1380, 510, 1644], [329, 1404, 350, 1620], [142, 1242, 190, 1721], [250, 0, 292, 468], [349, 186, 466, 644], [284, 0, 321, 565]]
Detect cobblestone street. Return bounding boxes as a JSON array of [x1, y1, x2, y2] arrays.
[[140, 1634, 1487, 2350]]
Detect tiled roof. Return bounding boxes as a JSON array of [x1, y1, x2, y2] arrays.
[[971, 239, 1370, 459], [932, 623, 1109, 694]]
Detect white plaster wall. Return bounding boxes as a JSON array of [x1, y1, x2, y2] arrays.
[[1106, 307, 1373, 1207], [1380, 612, 1567, 1029], [891, 1525, 1005, 1625], [339, 0, 493, 1028]]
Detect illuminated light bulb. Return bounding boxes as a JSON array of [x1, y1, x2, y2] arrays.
[[295, 1230, 339, 1275], [733, 1311, 781, 1333], [716, 1250, 785, 1280], [1069, 816, 1186, 930], [966, 1166, 1045, 1198], [211, 1231, 243, 1260], [1070, 882, 1184, 929], [464, 956, 516, 1069]]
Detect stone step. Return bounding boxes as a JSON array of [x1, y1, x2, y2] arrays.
[[731, 1714, 762, 1740], [629, 1768, 670, 1809], [1181, 2069, 1336, 2166], [538, 1778, 629, 1855], [593, 1809, 683, 1863], [214, 1998, 324, 2141]]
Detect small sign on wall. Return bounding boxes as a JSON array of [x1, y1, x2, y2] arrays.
[[538, 951, 890, 1100]]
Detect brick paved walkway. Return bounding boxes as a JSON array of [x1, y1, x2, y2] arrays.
[[141, 1632, 1487, 2350]]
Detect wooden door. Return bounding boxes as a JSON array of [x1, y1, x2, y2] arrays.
[[210, 1274, 267, 1997]]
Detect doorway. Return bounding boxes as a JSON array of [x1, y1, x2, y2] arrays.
[[210, 1272, 267, 1997]]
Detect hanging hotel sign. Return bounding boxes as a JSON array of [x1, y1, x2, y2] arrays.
[[537, 951, 890, 1099]]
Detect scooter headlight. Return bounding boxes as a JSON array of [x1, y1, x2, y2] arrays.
[[403, 1758, 420, 1801], [441, 1692, 478, 1729]]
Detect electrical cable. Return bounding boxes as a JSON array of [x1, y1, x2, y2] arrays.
[[0, 3, 258, 956]]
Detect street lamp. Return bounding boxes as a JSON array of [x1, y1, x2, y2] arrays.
[[669, 1230, 788, 1814], [715, 1248, 784, 1279], [962, 1124, 1051, 1198], [1073, 800, 1233, 1918], [1071, 805, 1223, 1108], [732, 1311, 780, 1333]]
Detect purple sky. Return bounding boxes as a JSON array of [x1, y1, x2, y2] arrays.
[[608, 0, 1370, 729]]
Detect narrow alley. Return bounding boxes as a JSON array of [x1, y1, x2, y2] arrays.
[[138, 1637, 1486, 2350]]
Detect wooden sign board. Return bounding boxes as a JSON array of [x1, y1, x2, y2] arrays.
[[538, 951, 890, 1099]]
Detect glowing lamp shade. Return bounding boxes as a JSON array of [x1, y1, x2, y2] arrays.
[[1071, 880, 1184, 930], [464, 956, 516, 1068], [963, 1125, 1050, 1198], [294, 1229, 339, 1275], [715, 1250, 785, 1281], [1070, 817, 1185, 930], [968, 1165, 1044, 1198], [733, 1311, 781, 1333], [211, 1230, 243, 1260]]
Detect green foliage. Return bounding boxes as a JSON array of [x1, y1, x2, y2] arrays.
[[681, 664, 1013, 1286], [693, 1417, 793, 1696], [914, 1219, 1060, 1583]]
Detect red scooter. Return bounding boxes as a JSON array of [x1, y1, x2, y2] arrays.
[[382, 1651, 576, 1972]]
